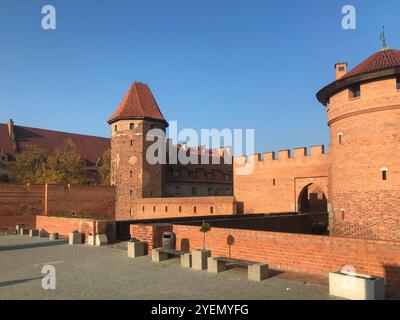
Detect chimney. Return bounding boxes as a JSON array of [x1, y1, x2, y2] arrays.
[[7, 119, 14, 140], [335, 62, 348, 80]]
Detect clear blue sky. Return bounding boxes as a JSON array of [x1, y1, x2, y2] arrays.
[[1, 0, 399, 154]]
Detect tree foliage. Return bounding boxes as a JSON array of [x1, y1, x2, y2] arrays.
[[200, 221, 212, 250], [15, 145, 48, 184], [15, 140, 88, 185], [45, 139, 88, 185], [98, 149, 111, 186]]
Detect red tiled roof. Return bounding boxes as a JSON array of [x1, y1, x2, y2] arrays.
[[108, 82, 167, 126], [341, 49, 400, 79], [0, 123, 110, 166]]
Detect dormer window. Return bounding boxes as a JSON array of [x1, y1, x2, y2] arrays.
[[349, 84, 361, 99]]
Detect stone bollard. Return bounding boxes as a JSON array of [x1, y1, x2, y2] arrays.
[[16, 224, 25, 235], [95, 234, 108, 246], [29, 229, 39, 237], [192, 249, 212, 271], [49, 233, 59, 241], [88, 234, 96, 246], [127, 241, 145, 258], [69, 232, 83, 245], [181, 253, 192, 268], [39, 230, 48, 238]]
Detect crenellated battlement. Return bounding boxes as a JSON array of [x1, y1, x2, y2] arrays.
[[234, 145, 329, 165], [164, 139, 233, 162]]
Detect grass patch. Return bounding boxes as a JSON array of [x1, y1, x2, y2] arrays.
[[48, 214, 109, 221]]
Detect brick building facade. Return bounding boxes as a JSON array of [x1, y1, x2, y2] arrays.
[[0, 120, 110, 184]]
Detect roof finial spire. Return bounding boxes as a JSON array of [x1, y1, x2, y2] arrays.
[[380, 26, 388, 50]]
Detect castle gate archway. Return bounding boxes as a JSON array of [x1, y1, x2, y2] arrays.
[[297, 183, 327, 214]]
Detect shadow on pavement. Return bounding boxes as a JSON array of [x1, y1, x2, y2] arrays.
[[0, 277, 43, 288], [0, 239, 68, 252]]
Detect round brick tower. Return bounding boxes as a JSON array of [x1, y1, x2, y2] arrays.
[[108, 82, 168, 220], [317, 47, 400, 241]]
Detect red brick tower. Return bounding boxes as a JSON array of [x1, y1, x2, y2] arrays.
[[317, 47, 400, 241], [108, 82, 168, 220]]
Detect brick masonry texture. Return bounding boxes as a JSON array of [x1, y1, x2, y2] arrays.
[[0, 183, 115, 230], [234, 146, 329, 214], [35, 216, 116, 243], [129, 196, 236, 221], [132, 223, 400, 296], [328, 77, 400, 241], [130, 224, 172, 253]]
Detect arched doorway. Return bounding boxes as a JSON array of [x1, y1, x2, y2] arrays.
[[298, 183, 327, 213]]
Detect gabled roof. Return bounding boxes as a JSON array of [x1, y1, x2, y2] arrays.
[[0, 123, 110, 167], [108, 82, 168, 126], [341, 49, 400, 79]]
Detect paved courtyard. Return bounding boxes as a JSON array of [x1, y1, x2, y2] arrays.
[[0, 235, 337, 300]]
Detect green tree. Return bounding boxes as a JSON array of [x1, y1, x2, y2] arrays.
[[200, 220, 211, 250], [46, 139, 88, 185], [98, 149, 111, 185], [15, 145, 49, 184]]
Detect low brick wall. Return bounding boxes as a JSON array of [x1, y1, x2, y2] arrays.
[[130, 224, 172, 253], [36, 216, 116, 243], [133, 223, 400, 297], [0, 215, 36, 231], [181, 225, 400, 295]]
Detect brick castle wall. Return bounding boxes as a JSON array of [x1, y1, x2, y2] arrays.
[[46, 184, 115, 218], [328, 77, 400, 241], [234, 145, 329, 214], [127, 196, 236, 221], [0, 183, 115, 230]]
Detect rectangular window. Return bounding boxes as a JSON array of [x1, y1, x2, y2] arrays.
[[189, 171, 198, 179], [172, 169, 180, 177], [208, 187, 214, 195], [397, 76, 400, 90], [175, 186, 181, 195], [191, 186, 197, 195], [349, 84, 361, 99], [382, 170, 388, 181], [272, 178, 276, 186], [224, 174, 231, 181], [224, 188, 231, 195], [205, 172, 214, 180]]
